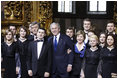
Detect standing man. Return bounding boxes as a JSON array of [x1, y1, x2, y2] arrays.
[[83, 18, 92, 44], [27, 21, 39, 41], [48, 22, 74, 78], [9, 25, 18, 41], [66, 27, 76, 43], [106, 20, 116, 35], [27, 28, 52, 78]]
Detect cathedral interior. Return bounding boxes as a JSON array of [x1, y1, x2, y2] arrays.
[[1, 1, 117, 78], [1, 1, 117, 36]]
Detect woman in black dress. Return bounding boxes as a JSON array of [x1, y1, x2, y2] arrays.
[[2, 30, 17, 78], [101, 34, 117, 78], [16, 26, 29, 77], [70, 30, 86, 78], [84, 35, 101, 78], [97, 32, 107, 78]]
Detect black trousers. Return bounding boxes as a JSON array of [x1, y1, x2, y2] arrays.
[[33, 72, 44, 78]]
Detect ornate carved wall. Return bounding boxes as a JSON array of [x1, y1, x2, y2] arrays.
[[113, 1, 117, 33], [1, 1, 53, 35]]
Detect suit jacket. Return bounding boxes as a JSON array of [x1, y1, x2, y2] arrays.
[[48, 34, 74, 74], [27, 35, 34, 42], [27, 40, 52, 76]]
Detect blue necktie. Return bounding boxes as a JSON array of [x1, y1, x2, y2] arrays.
[[54, 36, 57, 52]]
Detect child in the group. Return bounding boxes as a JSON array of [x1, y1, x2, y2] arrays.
[[99, 32, 106, 49], [70, 30, 86, 78], [1, 30, 17, 78], [16, 26, 29, 77], [100, 34, 117, 78], [84, 35, 101, 78]]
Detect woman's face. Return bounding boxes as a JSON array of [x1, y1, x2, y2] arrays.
[[77, 34, 84, 44], [89, 38, 98, 47], [99, 34, 106, 43], [20, 28, 26, 38], [107, 36, 114, 46], [6, 32, 13, 41]]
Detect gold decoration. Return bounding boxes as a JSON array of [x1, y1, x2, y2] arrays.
[[24, 1, 33, 23], [38, 1, 53, 35], [113, 1, 117, 34], [2, 1, 53, 35], [4, 1, 23, 20]]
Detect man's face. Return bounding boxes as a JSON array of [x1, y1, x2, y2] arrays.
[[107, 23, 115, 33], [83, 21, 91, 31], [37, 29, 45, 39], [66, 29, 74, 38], [31, 24, 39, 35], [50, 24, 60, 36], [9, 26, 16, 35]]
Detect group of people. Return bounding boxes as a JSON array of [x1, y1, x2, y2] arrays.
[[1, 18, 117, 78]]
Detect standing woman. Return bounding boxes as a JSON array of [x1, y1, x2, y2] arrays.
[[97, 32, 107, 78], [16, 26, 29, 77], [101, 34, 117, 78], [1, 30, 17, 78], [99, 32, 106, 49], [70, 30, 86, 78], [84, 35, 101, 78]]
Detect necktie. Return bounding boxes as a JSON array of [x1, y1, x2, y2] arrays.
[[54, 36, 57, 52]]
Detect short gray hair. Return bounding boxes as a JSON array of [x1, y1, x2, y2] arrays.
[[50, 22, 60, 30], [30, 21, 40, 28]]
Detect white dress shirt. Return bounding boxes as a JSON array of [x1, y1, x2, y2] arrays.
[[53, 33, 60, 44], [76, 42, 86, 51], [84, 33, 89, 44], [37, 41, 43, 59]]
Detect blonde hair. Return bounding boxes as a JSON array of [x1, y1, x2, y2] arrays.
[[76, 30, 85, 39], [89, 34, 98, 41]]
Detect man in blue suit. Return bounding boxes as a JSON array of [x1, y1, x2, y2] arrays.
[[48, 22, 74, 78]]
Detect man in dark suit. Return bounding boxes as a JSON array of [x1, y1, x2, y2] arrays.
[[27, 28, 52, 78], [66, 27, 76, 43], [9, 25, 18, 41], [48, 22, 74, 78], [27, 21, 40, 41]]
